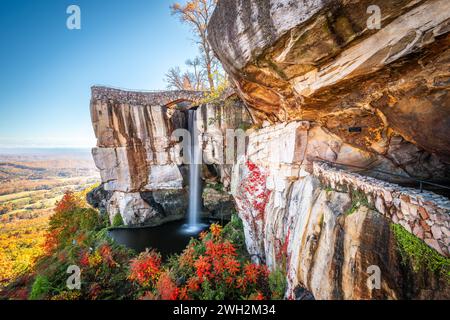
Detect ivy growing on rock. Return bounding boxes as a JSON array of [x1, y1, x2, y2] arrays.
[[392, 223, 450, 280]]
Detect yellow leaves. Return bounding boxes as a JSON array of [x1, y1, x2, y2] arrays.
[[171, 3, 181, 11], [0, 214, 47, 286], [185, 2, 198, 12], [88, 252, 103, 268]]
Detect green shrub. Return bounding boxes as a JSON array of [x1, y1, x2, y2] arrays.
[[345, 190, 372, 215], [112, 213, 124, 227], [269, 268, 287, 300], [222, 214, 247, 258], [30, 275, 52, 300], [392, 224, 450, 279], [207, 182, 224, 192]]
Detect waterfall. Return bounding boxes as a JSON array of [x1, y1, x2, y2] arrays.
[[187, 109, 202, 231]]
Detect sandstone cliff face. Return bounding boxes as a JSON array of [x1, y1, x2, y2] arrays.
[[230, 123, 450, 299], [197, 95, 253, 189], [208, 0, 450, 178], [89, 87, 192, 225], [89, 87, 248, 225], [208, 0, 450, 299]]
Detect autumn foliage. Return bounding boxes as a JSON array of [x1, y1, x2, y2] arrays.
[[131, 222, 275, 300], [2, 190, 286, 300], [128, 250, 162, 287]]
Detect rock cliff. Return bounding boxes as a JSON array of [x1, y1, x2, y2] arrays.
[[89, 87, 248, 225], [208, 0, 450, 174], [87, 0, 450, 300], [208, 0, 450, 299]]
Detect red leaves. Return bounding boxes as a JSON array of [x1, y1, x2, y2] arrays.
[[237, 160, 271, 222], [54, 192, 79, 215], [234, 160, 271, 248], [199, 240, 240, 282], [186, 277, 200, 292], [42, 228, 61, 255], [245, 263, 268, 283], [88, 283, 102, 300], [243, 263, 259, 284], [179, 243, 196, 268], [128, 249, 162, 287], [275, 230, 290, 265], [156, 272, 179, 300], [79, 251, 90, 267], [126, 218, 273, 300], [194, 255, 212, 281], [99, 244, 116, 267]]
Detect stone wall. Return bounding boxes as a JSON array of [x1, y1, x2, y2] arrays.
[[313, 162, 450, 256], [92, 86, 205, 106]]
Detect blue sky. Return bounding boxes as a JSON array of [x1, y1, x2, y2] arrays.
[[0, 0, 197, 148]]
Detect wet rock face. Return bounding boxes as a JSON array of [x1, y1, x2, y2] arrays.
[[197, 95, 253, 189], [86, 184, 113, 214], [203, 186, 235, 220], [208, 0, 450, 164]]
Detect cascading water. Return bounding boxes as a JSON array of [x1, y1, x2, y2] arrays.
[[186, 109, 202, 232]]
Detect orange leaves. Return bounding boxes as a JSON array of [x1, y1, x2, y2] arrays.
[[210, 223, 222, 238], [54, 192, 80, 216], [42, 228, 61, 255], [160, 220, 273, 300], [171, 3, 181, 11], [194, 255, 212, 281], [199, 231, 208, 241], [128, 249, 162, 287], [191, 238, 242, 290], [186, 277, 200, 292], [179, 242, 196, 268], [156, 272, 179, 300]]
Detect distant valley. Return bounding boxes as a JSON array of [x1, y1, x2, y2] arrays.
[[0, 148, 99, 285]]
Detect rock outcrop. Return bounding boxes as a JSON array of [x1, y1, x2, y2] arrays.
[[208, 0, 450, 173], [89, 87, 192, 225], [208, 0, 450, 299], [87, 0, 450, 300], [197, 95, 253, 188], [231, 122, 450, 299], [89, 87, 249, 225]]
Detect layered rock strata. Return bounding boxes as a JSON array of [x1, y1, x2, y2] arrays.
[[231, 121, 450, 299], [89, 87, 248, 225], [208, 1, 450, 298], [208, 0, 450, 174]]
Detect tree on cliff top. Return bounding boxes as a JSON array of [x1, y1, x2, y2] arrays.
[[166, 57, 206, 91], [170, 0, 220, 91]]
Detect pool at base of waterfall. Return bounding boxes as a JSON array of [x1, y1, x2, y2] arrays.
[[108, 220, 211, 258]]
